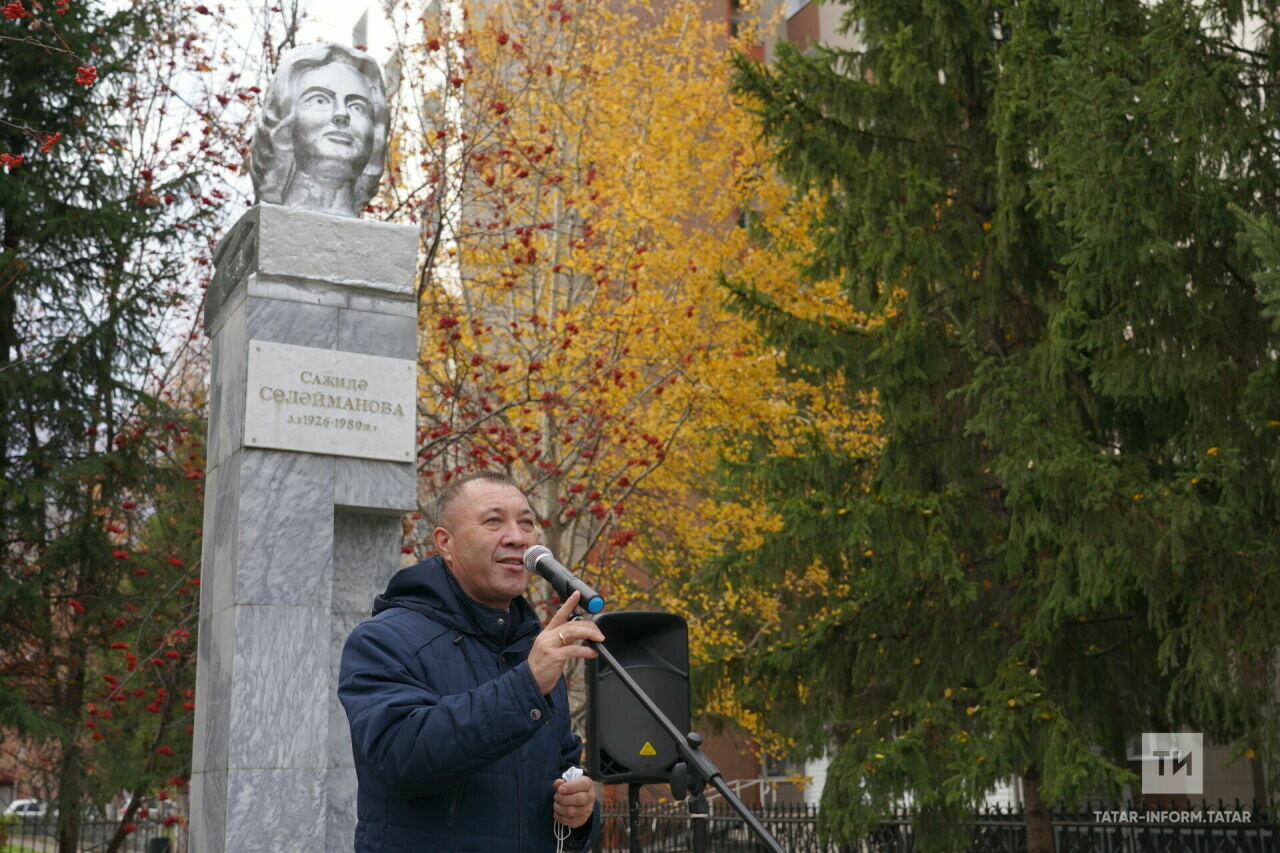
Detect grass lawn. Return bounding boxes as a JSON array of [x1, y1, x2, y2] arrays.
[[0, 845, 41, 852]]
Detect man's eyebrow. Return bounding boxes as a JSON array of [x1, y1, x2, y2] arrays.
[[301, 85, 335, 97], [479, 505, 534, 516]]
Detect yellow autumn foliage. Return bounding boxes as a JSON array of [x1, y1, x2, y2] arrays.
[[381, 0, 882, 744]]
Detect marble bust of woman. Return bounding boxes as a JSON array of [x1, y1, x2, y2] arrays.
[[249, 43, 390, 218]]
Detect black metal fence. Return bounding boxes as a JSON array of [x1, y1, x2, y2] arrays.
[[600, 801, 1277, 853], [0, 817, 186, 852], [3, 803, 1273, 852], [602, 801, 838, 852]]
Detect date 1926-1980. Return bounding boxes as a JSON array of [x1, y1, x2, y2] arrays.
[[286, 414, 377, 433]]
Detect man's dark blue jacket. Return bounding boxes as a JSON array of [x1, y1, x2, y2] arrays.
[[338, 556, 598, 852]]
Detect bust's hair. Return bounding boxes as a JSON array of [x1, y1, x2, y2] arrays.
[[249, 42, 389, 211]]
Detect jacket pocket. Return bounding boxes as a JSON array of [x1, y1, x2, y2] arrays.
[[446, 778, 467, 828]]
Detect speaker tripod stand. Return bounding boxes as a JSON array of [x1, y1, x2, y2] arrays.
[[588, 639, 786, 853]]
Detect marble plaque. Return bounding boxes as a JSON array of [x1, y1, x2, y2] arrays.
[[244, 340, 414, 462]]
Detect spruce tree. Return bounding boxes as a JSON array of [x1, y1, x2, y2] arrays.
[[717, 2, 1280, 850]]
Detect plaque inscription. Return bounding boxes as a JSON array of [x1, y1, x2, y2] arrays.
[[244, 340, 415, 462]]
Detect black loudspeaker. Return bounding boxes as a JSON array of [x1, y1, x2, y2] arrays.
[[586, 611, 690, 784]]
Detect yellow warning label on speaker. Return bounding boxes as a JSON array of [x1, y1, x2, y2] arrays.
[[639, 742, 658, 756]]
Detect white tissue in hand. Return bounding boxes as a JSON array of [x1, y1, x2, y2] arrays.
[[561, 766, 584, 783]]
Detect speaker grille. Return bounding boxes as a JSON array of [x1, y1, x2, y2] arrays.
[[586, 611, 690, 785]]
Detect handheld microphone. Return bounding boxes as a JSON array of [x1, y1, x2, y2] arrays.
[[523, 545, 606, 614]]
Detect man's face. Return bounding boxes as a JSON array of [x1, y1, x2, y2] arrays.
[[433, 481, 539, 610], [292, 62, 375, 180]]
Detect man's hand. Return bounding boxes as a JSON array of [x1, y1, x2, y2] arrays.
[[527, 592, 606, 695], [552, 774, 596, 829]]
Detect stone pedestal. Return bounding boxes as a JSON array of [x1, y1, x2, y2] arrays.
[[192, 204, 418, 852]]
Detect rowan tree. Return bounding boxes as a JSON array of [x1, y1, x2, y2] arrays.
[[363, 0, 888, 760], [382, 0, 813, 606], [713, 1, 1280, 850]]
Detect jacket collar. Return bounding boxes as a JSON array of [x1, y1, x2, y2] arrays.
[[373, 555, 540, 651]]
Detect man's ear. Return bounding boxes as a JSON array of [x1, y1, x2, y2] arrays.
[[432, 526, 452, 562]]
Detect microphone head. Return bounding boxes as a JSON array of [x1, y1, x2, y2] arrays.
[[523, 544, 552, 574]]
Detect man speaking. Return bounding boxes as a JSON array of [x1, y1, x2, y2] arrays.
[[338, 472, 604, 851]]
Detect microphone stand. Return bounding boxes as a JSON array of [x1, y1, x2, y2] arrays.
[[585, 636, 786, 853]]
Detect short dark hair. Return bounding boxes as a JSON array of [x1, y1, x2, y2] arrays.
[[431, 471, 524, 528]]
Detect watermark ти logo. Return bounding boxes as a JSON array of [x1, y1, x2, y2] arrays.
[[1142, 732, 1202, 795]]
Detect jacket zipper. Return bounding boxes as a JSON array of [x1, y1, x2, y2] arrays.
[[510, 648, 522, 853], [448, 631, 473, 832], [454, 631, 480, 682], [446, 778, 466, 828]]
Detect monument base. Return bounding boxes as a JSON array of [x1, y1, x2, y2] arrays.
[[192, 205, 418, 852]]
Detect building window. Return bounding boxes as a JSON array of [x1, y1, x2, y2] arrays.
[[763, 752, 804, 779]]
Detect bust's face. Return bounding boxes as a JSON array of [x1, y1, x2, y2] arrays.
[[291, 62, 375, 180]]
